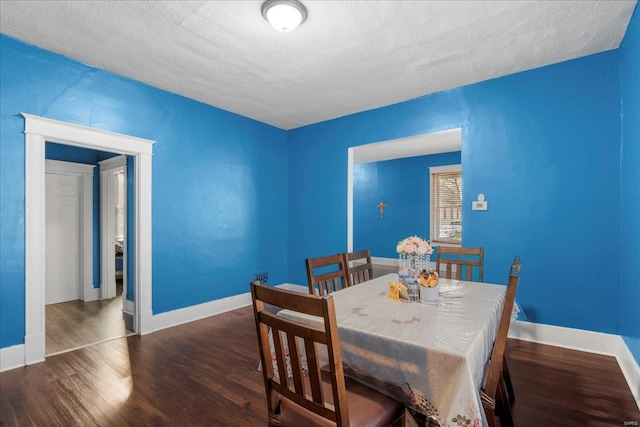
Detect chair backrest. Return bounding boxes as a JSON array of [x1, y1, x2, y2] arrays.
[[481, 257, 521, 424], [435, 246, 484, 282], [344, 249, 374, 286], [250, 280, 350, 426], [305, 254, 350, 296]]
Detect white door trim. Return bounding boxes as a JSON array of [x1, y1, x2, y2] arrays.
[[99, 156, 126, 301], [44, 160, 97, 302], [23, 113, 155, 366]]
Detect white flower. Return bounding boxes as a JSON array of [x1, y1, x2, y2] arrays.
[[416, 245, 427, 255]]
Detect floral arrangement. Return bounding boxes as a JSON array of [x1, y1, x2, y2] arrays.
[[396, 235, 433, 256]]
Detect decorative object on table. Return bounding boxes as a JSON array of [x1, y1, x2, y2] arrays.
[[397, 235, 433, 279], [419, 271, 439, 303], [388, 282, 409, 302], [406, 277, 420, 303]]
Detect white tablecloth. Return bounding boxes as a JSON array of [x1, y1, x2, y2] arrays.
[[279, 273, 506, 427]]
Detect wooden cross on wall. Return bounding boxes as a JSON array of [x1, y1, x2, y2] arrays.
[[377, 200, 387, 217]]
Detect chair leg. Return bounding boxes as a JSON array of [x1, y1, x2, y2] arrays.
[[496, 377, 514, 427], [481, 389, 498, 427], [503, 355, 516, 404], [483, 404, 497, 427]]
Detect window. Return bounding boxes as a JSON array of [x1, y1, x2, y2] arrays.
[[430, 165, 462, 244]]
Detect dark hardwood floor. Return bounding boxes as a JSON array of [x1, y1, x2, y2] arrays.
[[45, 281, 129, 355], [1, 306, 638, 426], [373, 263, 399, 278]]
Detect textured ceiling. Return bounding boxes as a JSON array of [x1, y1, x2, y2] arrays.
[[0, 1, 636, 130]]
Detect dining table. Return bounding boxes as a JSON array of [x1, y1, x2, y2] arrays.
[[278, 273, 507, 427]]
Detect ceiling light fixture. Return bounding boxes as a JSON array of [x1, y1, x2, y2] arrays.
[[262, 0, 307, 33]]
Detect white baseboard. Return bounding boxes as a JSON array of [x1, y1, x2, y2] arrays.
[[124, 299, 134, 314], [152, 292, 252, 332], [1, 334, 45, 372], [0, 344, 25, 372], [508, 320, 622, 356], [616, 338, 640, 410], [277, 283, 308, 293], [24, 332, 45, 365], [139, 310, 154, 335], [509, 320, 640, 409], [151, 283, 307, 333], [83, 285, 100, 302]]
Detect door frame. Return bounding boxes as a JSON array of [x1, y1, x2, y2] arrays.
[[99, 155, 127, 301], [23, 113, 155, 365], [44, 159, 97, 303]]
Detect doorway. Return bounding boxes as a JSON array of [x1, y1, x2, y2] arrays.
[[99, 156, 128, 302], [43, 154, 133, 356], [347, 128, 462, 254], [23, 113, 155, 366]]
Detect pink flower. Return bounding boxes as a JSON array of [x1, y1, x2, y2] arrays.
[[396, 235, 432, 255]]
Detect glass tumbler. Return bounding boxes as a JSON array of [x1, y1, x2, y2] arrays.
[[407, 278, 420, 303]]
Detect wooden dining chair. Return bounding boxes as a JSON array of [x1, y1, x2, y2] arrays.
[[250, 281, 405, 427], [436, 247, 515, 404], [481, 256, 521, 427], [305, 254, 350, 296], [435, 246, 484, 282], [343, 249, 374, 286]]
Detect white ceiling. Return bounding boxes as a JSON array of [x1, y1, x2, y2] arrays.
[[0, 1, 636, 130]]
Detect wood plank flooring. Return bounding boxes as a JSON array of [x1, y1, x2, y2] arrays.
[[507, 338, 639, 426], [1, 306, 638, 426], [45, 282, 128, 355], [373, 263, 399, 278]]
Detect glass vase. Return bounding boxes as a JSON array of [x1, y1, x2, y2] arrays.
[[398, 253, 409, 277], [399, 253, 432, 279], [413, 253, 431, 277]]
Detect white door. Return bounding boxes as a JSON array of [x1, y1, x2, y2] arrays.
[[45, 172, 81, 305]]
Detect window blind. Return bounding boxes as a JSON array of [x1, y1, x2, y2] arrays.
[[432, 171, 462, 243]]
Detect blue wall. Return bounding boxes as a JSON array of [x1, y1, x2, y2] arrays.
[[288, 51, 622, 335], [46, 141, 118, 164], [619, 5, 640, 364], [354, 151, 461, 257], [0, 22, 636, 359], [0, 35, 288, 348]]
